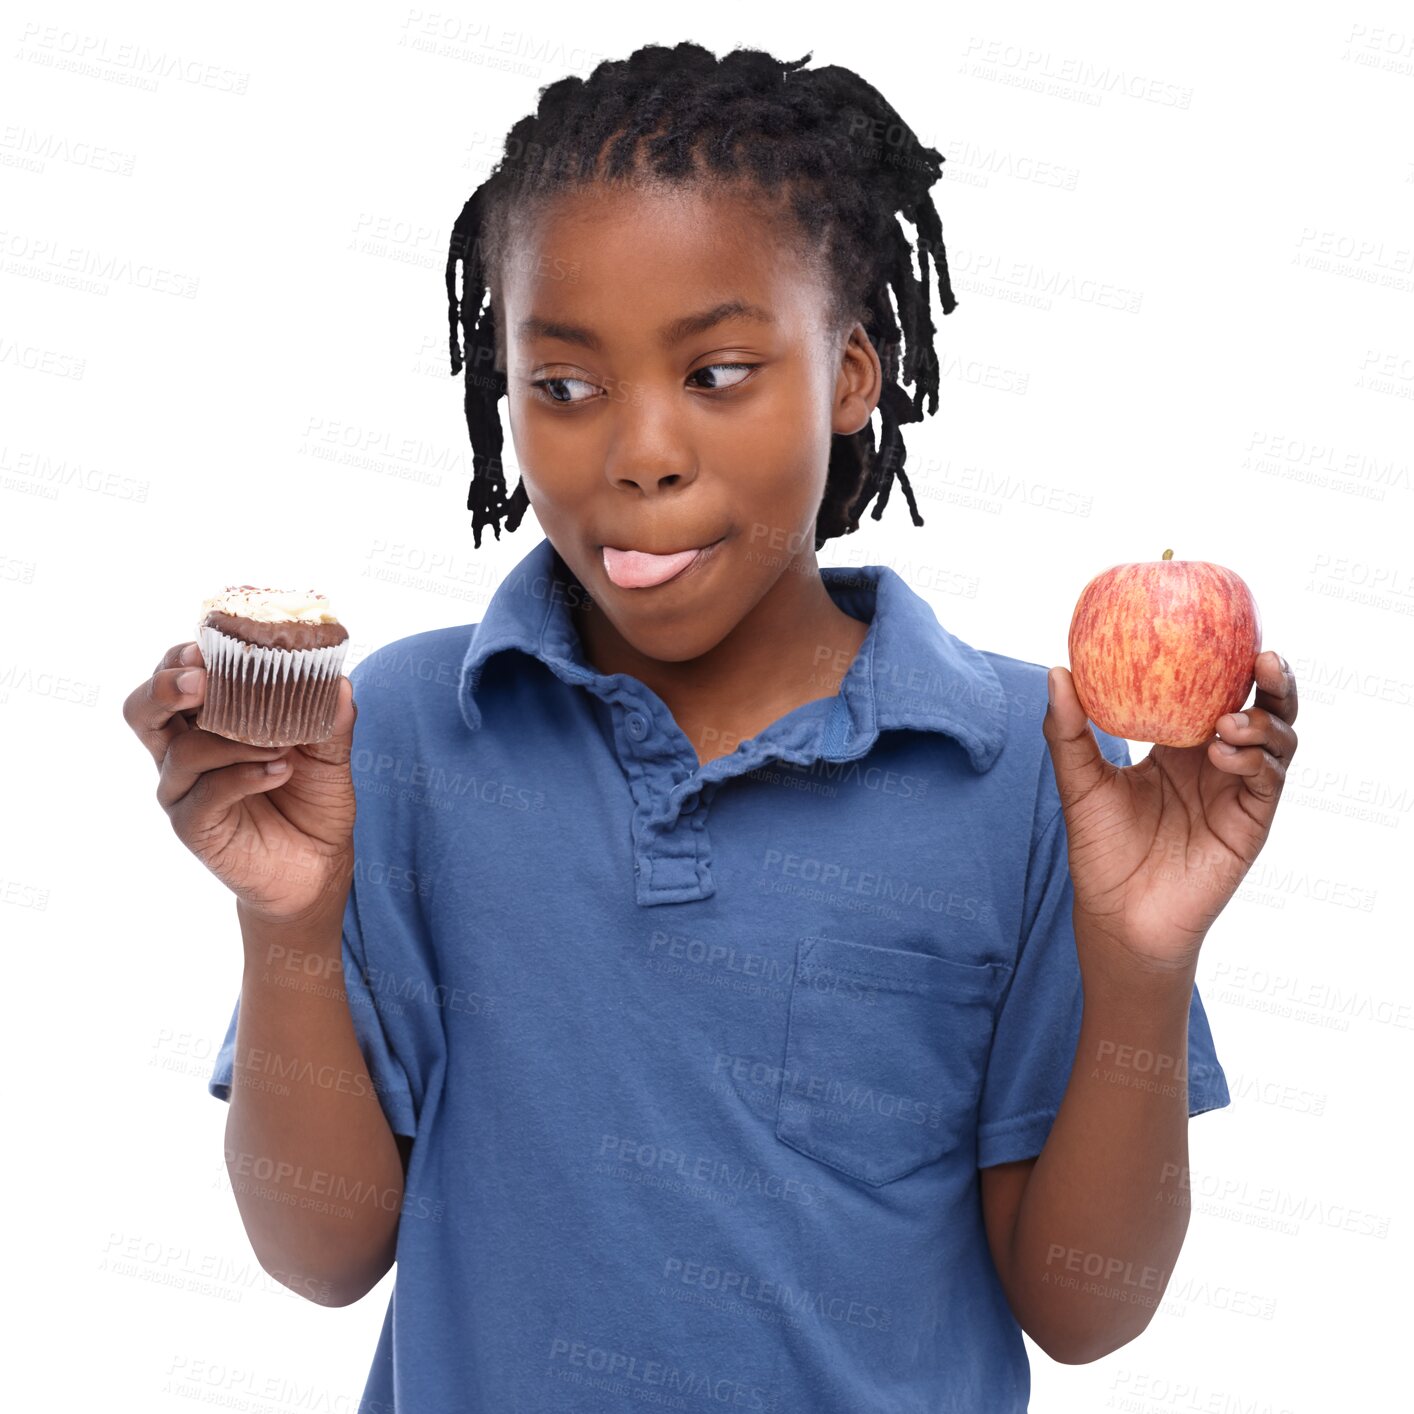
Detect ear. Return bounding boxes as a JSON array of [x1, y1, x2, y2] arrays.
[[833, 321, 882, 438]]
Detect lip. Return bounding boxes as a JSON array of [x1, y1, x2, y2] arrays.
[[600, 535, 727, 591]]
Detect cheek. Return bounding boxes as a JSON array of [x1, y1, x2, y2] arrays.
[[504, 412, 591, 508], [742, 375, 834, 507], [756, 460, 824, 520], [731, 466, 828, 568], [743, 423, 830, 510]]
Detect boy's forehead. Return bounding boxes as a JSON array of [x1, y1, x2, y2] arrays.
[[501, 184, 826, 336]]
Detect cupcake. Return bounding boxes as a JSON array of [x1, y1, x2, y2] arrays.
[[194, 586, 350, 747]]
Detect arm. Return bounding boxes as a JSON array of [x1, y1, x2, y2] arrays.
[[998, 653, 1297, 1362], [223, 886, 408, 1307], [982, 930, 1196, 1363]]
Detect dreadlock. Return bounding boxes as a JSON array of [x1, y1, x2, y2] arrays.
[[445, 41, 958, 552]]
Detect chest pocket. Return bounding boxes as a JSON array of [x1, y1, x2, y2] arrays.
[[775, 936, 1009, 1186]]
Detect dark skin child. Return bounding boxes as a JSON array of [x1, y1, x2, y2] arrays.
[[124, 175, 1300, 1342], [495, 182, 873, 767]]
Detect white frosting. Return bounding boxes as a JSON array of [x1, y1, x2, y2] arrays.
[[199, 586, 340, 625]]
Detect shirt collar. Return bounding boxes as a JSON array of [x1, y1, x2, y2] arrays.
[[457, 535, 1007, 773]]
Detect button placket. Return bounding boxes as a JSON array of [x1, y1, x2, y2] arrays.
[[607, 696, 704, 902]]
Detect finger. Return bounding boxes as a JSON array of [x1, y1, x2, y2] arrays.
[[166, 754, 298, 841], [242, 675, 359, 799], [157, 726, 290, 810], [1214, 705, 1298, 765], [1250, 650, 1297, 728], [152, 639, 205, 677], [124, 640, 209, 769], [329, 675, 355, 741], [1207, 734, 1286, 805], [1043, 666, 1118, 812], [293, 675, 357, 767]]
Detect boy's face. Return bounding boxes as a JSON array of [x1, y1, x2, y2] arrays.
[[495, 182, 881, 665]]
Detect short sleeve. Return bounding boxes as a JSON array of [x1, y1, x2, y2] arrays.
[[976, 735, 1231, 1169]]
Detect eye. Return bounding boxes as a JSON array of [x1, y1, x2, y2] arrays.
[[526, 362, 759, 407], [687, 362, 757, 391], [528, 375, 598, 406]]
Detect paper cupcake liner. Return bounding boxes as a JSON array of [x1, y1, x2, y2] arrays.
[[195, 624, 349, 747]]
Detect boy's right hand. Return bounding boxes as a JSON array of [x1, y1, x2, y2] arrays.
[[124, 640, 358, 925]]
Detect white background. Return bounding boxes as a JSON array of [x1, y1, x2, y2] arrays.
[[5, 1, 1410, 1409]]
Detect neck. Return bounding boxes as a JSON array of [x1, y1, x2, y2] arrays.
[[570, 550, 870, 766]]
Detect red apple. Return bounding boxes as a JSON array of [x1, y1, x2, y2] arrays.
[[1067, 549, 1262, 748]]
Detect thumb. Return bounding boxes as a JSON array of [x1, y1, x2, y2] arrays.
[[1042, 666, 1113, 812], [292, 674, 357, 768]]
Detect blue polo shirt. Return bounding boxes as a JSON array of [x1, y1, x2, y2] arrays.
[[208, 533, 1230, 1413]]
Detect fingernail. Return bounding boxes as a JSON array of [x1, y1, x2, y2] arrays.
[[1228, 712, 1249, 729], [1279, 654, 1290, 673], [180, 643, 202, 666], [176, 669, 203, 694], [1216, 741, 1239, 754]]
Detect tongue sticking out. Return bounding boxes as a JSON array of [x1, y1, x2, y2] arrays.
[[602, 545, 703, 589]]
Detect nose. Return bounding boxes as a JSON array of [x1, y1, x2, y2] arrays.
[[606, 463, 696, 496], [602, 400, 698, 496]]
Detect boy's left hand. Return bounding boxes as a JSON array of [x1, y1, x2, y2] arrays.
[[1042, 650, 1299, 972]]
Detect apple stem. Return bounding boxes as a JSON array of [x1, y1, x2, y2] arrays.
[[1162, 548, 1174, 560]]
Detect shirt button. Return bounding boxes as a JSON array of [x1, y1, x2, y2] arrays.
[[626, 712, 649, 741]]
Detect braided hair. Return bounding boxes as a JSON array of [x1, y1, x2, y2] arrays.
[[445, 42, 958, 551]]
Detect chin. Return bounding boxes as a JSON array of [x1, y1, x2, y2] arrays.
[[611, 612, 733, 665]]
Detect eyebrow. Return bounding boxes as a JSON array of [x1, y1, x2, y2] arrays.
[[515, 299, 775, 353]]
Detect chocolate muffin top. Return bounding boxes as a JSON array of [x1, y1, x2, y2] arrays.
[[198, 586, 347, 650]]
